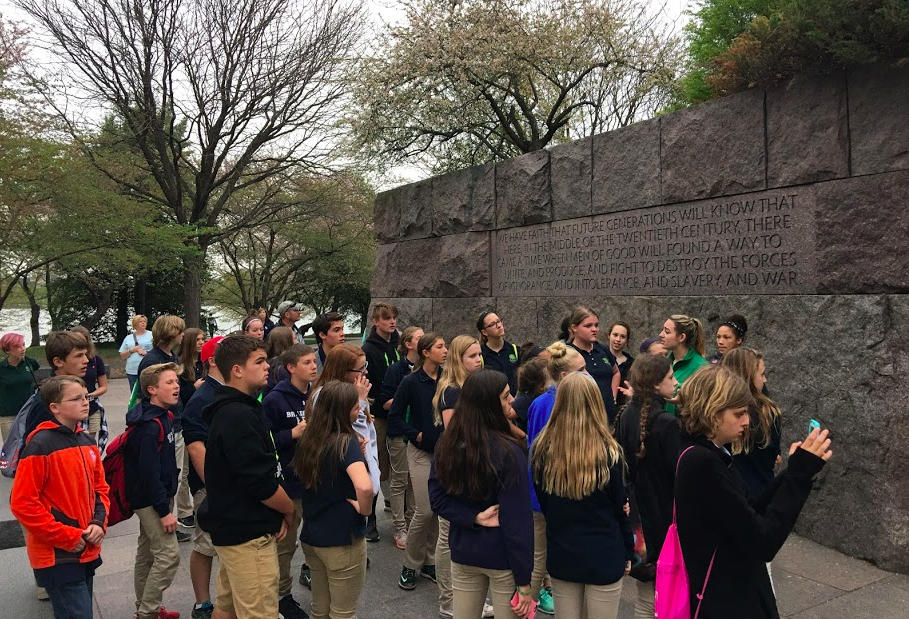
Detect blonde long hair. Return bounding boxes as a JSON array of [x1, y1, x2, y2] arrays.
[[531, 373, 623, 500], [720, 348, 781, 452], [433, 335, 480, 424]]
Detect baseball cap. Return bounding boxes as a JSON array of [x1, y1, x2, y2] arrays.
[[277, 301, 298, 315], [200, 336, 224, 364], [639, 337, 659, 353]]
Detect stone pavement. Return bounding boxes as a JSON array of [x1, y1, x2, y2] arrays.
[[1, 378, 906, 619]]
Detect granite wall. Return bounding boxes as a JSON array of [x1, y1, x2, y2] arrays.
[[369, 66, 909, 573]]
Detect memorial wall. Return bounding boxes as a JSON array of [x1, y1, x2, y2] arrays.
[[370, 66, 909, 572]]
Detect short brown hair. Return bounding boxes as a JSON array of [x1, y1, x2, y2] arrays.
[[677, 366, 753, 438], [281, 343, 315, 370], [45, 331, 88, 367], [152, 315, 186, 348], [40, 375, 86, 408], [371, 302, 398, 321], [215, 335, 266, 380], [140, 362, 181, 399]]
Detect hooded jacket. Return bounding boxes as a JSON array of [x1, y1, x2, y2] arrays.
[[376, 357, 414, 418], [10, 421, 109, 571], [198, 385, 283, 546], [387, 366, 443, 454], [261, 378, 310, 499], [361, 328, 401, 409], [124, 401, 178, 518], [138, 347, 184, 431]]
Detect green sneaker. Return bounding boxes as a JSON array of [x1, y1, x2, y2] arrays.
[[538, 587, 555, 615]]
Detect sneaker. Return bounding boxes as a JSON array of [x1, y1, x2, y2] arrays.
[[481, 602, 495, 618], [365, 521, 380, 542], [419, 564, 437, 583], [178, 515, 195, 528], [278, 595, 309, 619], [299, 563, 311, 589], [190, 601, 213, 619], [393, 530, 408, 550], [35, 586, 49, 601], [157, 607, 181, 619], [538, 587, 555, 615], [176, 530, 192, 543], [399, 566, 417, 590]]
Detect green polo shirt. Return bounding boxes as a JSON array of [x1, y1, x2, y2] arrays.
[[665, 348, 709, 416], [0, 356, 40, 417]]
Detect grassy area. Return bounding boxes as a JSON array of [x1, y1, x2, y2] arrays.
[[26, 343, 124, 368]]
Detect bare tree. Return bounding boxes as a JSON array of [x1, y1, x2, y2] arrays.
[[18, 0, 365, 326]]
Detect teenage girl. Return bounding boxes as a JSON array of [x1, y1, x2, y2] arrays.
[[710, 314, 749, 364], [606, 321, 634, 409], [659, 314, 709, 415], [477, 311, 520, 394], [512, 359, 548, 434], [265, 326, 297, 395], [565, 307, 619, 422], [242, 314, 265, 339]]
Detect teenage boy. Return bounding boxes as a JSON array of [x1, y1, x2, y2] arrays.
[[182, 336, 224, 619], [21, 331, 89, 438], [360, 302, 400, 529], [477, 311, 520, 395], [10, 376, 110, 619], [198, 335, 295, 619], [261, 343, 318, 619], [312, 311, 345, 373], [126, 363, 181, 619], [273, 301, 305, 343]]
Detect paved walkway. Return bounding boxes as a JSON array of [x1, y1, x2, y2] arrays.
[[2, 379, 906, 618]]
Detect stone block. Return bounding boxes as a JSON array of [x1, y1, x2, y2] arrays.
[[436, 232, 491, 297], [432, 163, 496, 236], [398, 178, 433, 240], [850, 64, 909, 176], [368, 298, 433, 332], [767, 74, 849, 186], [432, 297, 495, 339], [661, 89, 766, 203], [592, 118, 661, 214], [370, 238, 440, 298], [495, 297, 540, 345], [550, 137, 592, 220], [814, 170, 909, 294], [373, 189, 401, 244], [496, 151, 551, 228]]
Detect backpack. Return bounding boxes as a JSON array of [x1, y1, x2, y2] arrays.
[[654, 446, 717, 619], [102, 413, 171, 526], [1, 393, 45, 478]]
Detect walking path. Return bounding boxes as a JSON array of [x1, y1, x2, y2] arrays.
[[2, 379, 906, 618]]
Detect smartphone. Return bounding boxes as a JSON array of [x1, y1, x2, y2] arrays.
[[511, 591, 537, 619], [808, 419, 821, 433]]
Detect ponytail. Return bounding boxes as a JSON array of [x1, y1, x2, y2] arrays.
[[670, 314, 705, 357]]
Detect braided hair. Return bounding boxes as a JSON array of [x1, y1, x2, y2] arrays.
[[625, 354, 672, 459]]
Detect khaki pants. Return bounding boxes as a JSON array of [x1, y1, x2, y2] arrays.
[[214, 534, 280, 619], [174, 431, 193, 518], [551, 577, 622, 619], [387, 435, 415, 534], [302, 538, 367, 619], [404, 443, 438, 569], [633, 579, 654, 619], [134, 505, 180, 619], [437, 518, 453, 613], [531, 511, 548, 601], [374, 417, 391, 483], [277, 498, 304, 596], [451, 561, 520, 619], [191, 489, 216, 558], [0, 416, 14, 441]]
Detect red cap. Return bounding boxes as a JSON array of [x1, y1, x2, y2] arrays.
[[200, 336, 224, 364]]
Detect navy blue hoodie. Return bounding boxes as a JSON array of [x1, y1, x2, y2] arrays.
[[361, 328, 401, 409], [261, 378, 309, 499], [138, 347, 184, 431], [182, 375, 221, 494], [387, 366, 442, 453], [124, 400, 178, 518]]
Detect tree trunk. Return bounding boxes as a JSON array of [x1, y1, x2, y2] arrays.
[[115, 284, 129, 344], [183, 252, 205, 328], [20, 276, 42, 347]]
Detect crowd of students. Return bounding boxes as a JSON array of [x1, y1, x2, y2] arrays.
[[0, 302, 833, 619]]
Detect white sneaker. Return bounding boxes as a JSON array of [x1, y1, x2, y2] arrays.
[[481, 602, 495, 618]]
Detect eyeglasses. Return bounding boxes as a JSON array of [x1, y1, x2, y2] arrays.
[[483, 319, 503, 330], [62, 395, 90, 404], [349, 361, 368, 374]]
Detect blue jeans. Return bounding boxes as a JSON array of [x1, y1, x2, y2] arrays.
[[46, 576, 94, 619], [127, 374, 139, 392]]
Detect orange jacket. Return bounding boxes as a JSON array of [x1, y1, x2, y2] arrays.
[[10, 421, 110, 570]]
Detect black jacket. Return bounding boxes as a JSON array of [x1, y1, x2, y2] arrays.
[[676, 433, 826, 619], [261, 379, 309, 499], [138, 347, 184, 431], [124, 401, 178, 518], [617, 396, 679, 565], [198, 385, 283, 546], [361, 328, 401, 410], [181, 375, 221, 494], [376, 357, 413, 416], [732, 407, 783, 499], [387, 366, 442, 453]]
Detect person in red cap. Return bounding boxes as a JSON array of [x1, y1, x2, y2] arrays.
[[181, 335, 225, 619]]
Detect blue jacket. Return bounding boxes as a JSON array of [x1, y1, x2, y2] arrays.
[[377, 357, 413, 417], [182, 375, 221, 494], [138, 347, 184, 431], [387, 367, 442, 453], [526, 385, 557, 512], [261, 378, 309, 499], [429, 440, 533, 586], [124, 401, 177, 517]]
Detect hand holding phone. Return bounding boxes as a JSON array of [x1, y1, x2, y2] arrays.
[[808, 419, 821, 433], [511, 589, 537, 619]]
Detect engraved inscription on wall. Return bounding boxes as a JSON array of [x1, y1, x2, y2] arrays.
[[492, 189, 818, 296]]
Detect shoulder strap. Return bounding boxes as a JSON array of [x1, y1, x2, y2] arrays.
[[693, 549, 718, 619], [671, 445, 696, 524], [133, 333, 138, 346], [152, 417, 166, 451], [24, 357, 39, 390]]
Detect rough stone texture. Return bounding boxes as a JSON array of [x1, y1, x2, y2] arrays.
[[496, 151, 551, 229], [550, 138, 592, 221], [432, 297, 495, 338], [495, 297, 540, 346], [398, 178, 434, 240], [368, 298, 433, 332], [373, 189, 401, 244], [661, 88, 766, 203], [814, 170, 909, 294], [592, 118, 661, 214], [436, 232, 491, 297], [767, 74, 849, 186], [432, 163, 496, 236], [850, 64, 909, 176]]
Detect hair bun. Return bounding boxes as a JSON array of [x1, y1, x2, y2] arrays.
[[547, 341, 568, 358]]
